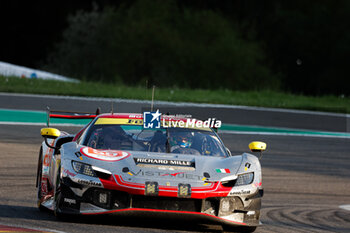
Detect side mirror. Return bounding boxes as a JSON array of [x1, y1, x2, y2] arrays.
[[249, 141, 266, 152], [249, 141, 267, 159], [41, 128, 60, 139], [41, 128, 60, 149]]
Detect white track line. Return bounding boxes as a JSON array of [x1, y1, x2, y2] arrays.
[[339, 205, 350, 211], [0, 221, 67, 233], [0, 92, 348, 117], [0, 107, 45, 113]]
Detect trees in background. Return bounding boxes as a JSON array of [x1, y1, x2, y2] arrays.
[[45, 0, 278, 91], [254, 1, 350, 95], [2, 0, 348, 95]]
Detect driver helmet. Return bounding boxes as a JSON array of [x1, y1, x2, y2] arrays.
[[180, 136, 193, 148], [171, 132, 194, 148]]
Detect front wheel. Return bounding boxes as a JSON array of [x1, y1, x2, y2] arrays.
[[37, 147, 46, 211], [53, 166, 65, 219]]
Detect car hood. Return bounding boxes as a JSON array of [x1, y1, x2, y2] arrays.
[[62, 143, 244, 185]]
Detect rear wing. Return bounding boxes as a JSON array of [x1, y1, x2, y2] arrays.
[[46, 107, 101, 127]]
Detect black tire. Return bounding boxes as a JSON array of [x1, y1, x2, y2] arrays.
[[54, 192, 71, 221], [222, 225, 257, 233], [54, 192, 66, 220], [37, 147, 46, 211], [54, 165, 65, 219]]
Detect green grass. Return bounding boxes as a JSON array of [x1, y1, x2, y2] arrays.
[[1, 76, 349, 113]]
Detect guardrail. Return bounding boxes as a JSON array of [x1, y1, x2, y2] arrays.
[[0, 61, 78, 82]]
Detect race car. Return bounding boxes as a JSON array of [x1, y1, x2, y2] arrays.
[[36, 109, 266, 232]]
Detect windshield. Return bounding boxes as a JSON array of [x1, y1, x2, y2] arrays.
[[82, 124, 227, 157]]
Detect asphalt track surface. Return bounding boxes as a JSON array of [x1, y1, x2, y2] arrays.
[[0, 93, 350, 232], [0, 92, 349, 132]]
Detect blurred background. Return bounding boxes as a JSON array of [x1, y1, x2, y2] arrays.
[[1, 0, 349, 96]]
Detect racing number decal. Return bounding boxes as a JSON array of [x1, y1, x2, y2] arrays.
[[42, 150, 52, 175], [43, 154, 50, 166], [80, 147, 130, 162], [41, 178, 48, 195]]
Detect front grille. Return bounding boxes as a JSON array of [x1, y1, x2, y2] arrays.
[[131, 195, 202, 212], [83, 188, 217, 214], [92, 189, 111, 209]]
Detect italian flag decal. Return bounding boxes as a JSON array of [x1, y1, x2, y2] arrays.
[[216, 168, 230, 173]]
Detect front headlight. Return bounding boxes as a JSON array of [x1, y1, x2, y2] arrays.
[[235, 172, 254, 186], [72, 161, 97, 177]]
